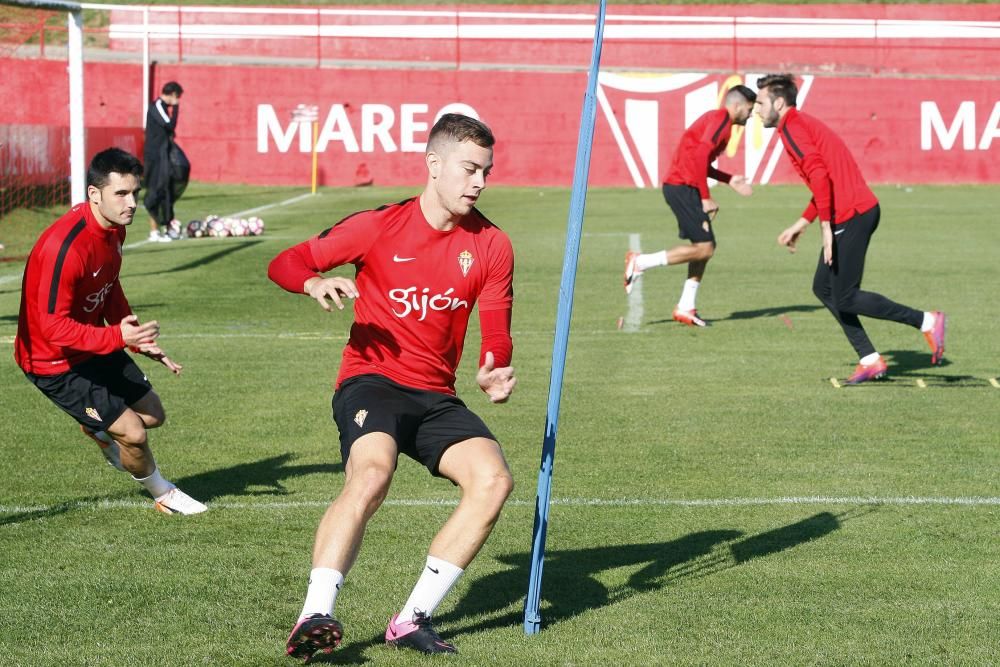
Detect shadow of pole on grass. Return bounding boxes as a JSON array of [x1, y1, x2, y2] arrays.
[[125, 239, 262, 278], [433, 511, 844, 637]]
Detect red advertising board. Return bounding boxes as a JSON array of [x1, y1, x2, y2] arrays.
[[2, 4, 997, 188]]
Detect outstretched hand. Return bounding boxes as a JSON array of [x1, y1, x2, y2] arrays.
[[134, 343, 183, 375], [477, 351, 516, 404], [729, 175, 753, 197], [305, 276, 359, 312], [778, 218, 810, 253], [701, 197, 720, 220]]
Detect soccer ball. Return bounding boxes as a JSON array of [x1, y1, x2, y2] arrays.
[[247, 216, 264, 236]]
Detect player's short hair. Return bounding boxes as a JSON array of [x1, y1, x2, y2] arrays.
[[756, 74, 797, 107], [427, 113, 495, 153], [162, 81, 183, 96], [87, 147, 143, 189], [726, 85, 757, 105]]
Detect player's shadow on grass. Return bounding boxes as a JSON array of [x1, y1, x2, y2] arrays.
[[172, 453, 342, 502], [647, 304, 823, 326], [439, 511, 843, 637], [882, 349, 977, 386], [125, 239, 262, 277], [0, 494, 125, 527], [718, 303, 825, 322]]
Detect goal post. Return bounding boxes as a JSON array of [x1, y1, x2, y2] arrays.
[[2, 0, 86, 203]]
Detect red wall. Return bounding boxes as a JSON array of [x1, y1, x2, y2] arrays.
[[2, 5, 998, 188]]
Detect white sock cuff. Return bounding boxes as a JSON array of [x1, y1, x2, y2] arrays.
[[426, 555, 464, 579], [133, 468, 174, 498], [860, 352, 881, 366], [300, 567, 345, 620], [920, 311, 934, 332]]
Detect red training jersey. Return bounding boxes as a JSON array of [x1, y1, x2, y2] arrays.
[[268, 197, 514, 395], [777, 107, 879, 225], [15, 202, 132, 375], [663, 108, 734, 198]]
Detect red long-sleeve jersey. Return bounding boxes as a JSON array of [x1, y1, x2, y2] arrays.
[[268, 197, 513, 395], [777, 108, 879, 224], [15, 202, 131, 375], [663, 108, 734, 198]]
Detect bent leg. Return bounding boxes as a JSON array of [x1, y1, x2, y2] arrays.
[[105, 407, 156, 477], [813, 249, 875, 358], [666, 241, 714, 269], [312, 431, 398, 574], [832, 207, 923, 329], [431, 437, 513, 568], [130, 389, 166, 429]]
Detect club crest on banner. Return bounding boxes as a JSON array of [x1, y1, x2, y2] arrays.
[[595, 72, 813, 187], [458, 250, 474, 277]]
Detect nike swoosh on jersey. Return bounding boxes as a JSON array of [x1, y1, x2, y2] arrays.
[[393, 255, 416, 262], [92, 267, 102, 277]]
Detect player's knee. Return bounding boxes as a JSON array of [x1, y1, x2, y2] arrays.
[[835, 294, 858, 313], [811, 281, 827, 302], [141, 407, 166, 429], [693, 243, 714, 261], [115, 426, 148, 449], [473, 468, 514, 513], [346, 464, 394, 509]]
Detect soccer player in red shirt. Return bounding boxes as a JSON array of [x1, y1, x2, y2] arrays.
[[755, 74, 947, 384], [270, 114, 515, 660], [623, 85, 757, 326], [15, 148, 205, 514]]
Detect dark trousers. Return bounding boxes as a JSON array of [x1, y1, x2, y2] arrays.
[[812, 204, 923, 358]]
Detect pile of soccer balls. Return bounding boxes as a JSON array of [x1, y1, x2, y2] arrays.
[[184, 215, 265, 238]]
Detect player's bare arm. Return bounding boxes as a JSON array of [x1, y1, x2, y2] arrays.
[[304, 276, 359, 312], [728, 175, 753, 197], [778, 217, 811, 252], [476, 351, 516, 404], [120, 314, 159, 347]]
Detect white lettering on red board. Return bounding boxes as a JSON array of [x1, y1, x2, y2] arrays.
[[921, 101, 1000, 150], [257, 103, 480, 154]]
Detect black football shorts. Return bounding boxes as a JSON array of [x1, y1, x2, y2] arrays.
[[663, 183, 716, 245], [332, 374, 498, 477], [25, 350, 154, 432]]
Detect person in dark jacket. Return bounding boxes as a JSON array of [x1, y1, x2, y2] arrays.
[[144, 81, 183, 242]]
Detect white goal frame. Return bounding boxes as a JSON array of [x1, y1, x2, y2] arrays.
[[3, 0, 85, 203]]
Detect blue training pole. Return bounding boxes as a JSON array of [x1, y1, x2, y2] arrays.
[[524, 0, 607, 636]]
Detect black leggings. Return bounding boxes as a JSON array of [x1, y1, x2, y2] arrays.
[[812, 204, 923, 358]]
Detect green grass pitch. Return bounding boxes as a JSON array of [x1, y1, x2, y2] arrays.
[[1, 182, 998, 665]]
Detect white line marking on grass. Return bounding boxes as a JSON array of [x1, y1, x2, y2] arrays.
[[229, 192, 315, 218], [623, 233, 643, 332], [0, 273, 23, 285], [4, 495, 1000, 515]]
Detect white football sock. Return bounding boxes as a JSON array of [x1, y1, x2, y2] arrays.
[[636, 250, 668, 272], [133, 467, 173, 498], [398, 556, 464, 623], [860, 352, 881, 366], [920, 311, 935, 332], [677, 279, 700, 312], [300, 567, 345, 620]]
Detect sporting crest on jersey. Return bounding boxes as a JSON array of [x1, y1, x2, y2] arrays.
[[458, 250, 474, 277], [86, 407, 101, 421], [354, 409, 368, 427]]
